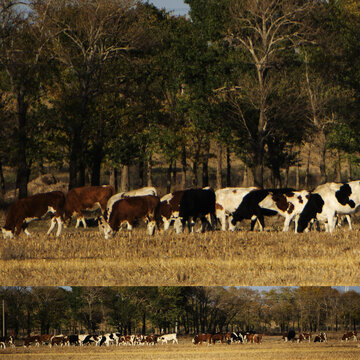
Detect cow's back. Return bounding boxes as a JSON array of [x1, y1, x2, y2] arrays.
[[179, 189, 215, 218]]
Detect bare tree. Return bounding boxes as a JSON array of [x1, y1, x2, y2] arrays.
[[227, 0, 313, 186]]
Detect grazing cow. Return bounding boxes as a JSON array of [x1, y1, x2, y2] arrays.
[[99, 195, 160, 238], [179, 188, 216, 233], [1, 191, 65, 239], [39, 334, 52, 345], [282, 330, 296, 342], [227, 332, 244, 343], [231, 188, 295, 231], [105, 187, 158, 219], [244, 333, 262, 344], [297, 181, 360, 233], [192, 333, 212, 345], [50, 335, 66, 347], [215, 187, 259, 231], [342, 331, 357, 341], [314, 332, 327, 342], [144, 335, 158, 345], [157, 191, 185, 233], [66, 334, 80, 346], [0, 336, 14, 348], [64, 185, 114, 228], [24, 335, 40, 347], [97, 333, 115, 347], [298, 332, 311, 343], [211, 333, 225, 344], [159, 333, 178, 344]]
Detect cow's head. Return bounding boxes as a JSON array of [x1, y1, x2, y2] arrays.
[[147, 220, 156, 236], [98, 217, 114, 239], [1, 227, 14, 239]]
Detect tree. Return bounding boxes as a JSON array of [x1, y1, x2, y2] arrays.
[[226, 0, 314, 186]]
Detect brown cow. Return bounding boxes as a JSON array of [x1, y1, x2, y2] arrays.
[[211, 333, 225, 344], [24, 335, 40, 347], [64, 185, 114, 228], [246, 333, 262, 344], [192, 333, 211, 345], [99, 195, 160, 238], [157, 191, 185, 233], [298, 332, 311, 343], [1, 191, 65, 239], [39, 334, 52, 345], [342, 331, 357, 341], [51, 335, 66, 347]]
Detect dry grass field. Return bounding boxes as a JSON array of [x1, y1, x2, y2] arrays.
[[1, 212, 360, 286], [1, 336, 360, 360]]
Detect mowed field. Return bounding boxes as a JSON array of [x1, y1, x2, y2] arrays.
[[1, 212, 360, 286], [1, 337, 360, 360]]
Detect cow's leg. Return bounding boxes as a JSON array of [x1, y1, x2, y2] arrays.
[[282, 216, 291, 232], [327, 214, 336, 233], [147, 220, 156, 236], [47, 217, 57, 235], [218, 211, 226, 231], [346, 214, 352, 230]]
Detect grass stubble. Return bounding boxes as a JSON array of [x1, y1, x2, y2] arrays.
[[0, 213, 359, 286], [1, 336, 360, 360]]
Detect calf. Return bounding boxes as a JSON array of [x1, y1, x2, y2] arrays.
[[179, 188, 216, 233], [99, 195, 160, 238], [215, 187, 258, 231], [231, 188, 295, 231], [159, 333, 178, 344], [297, 181, 360, 233], [1, 191, 65, 238], [192, 333, 211, 345], [64, 185, 114, 228]]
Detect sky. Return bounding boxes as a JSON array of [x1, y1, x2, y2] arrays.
[[146, 0, 190, 16]]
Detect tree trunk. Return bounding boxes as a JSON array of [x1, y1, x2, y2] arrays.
[[226, 147, 231, 187], [296, 161, 300, 189], [181, 146, 187, 189], [202, 142, 210, 188], [319, 131, 327, 184], [139, 159, 145, 187], [216, 144, 223, 189], [305, 147, 311, 188], [90, 148, 103, 186], [166, 162, 173, 193], [121, 165, 130, 191], [16, 92, 30, 199], [109, 168, 118, 192], [348, 156, 352, 181], [147, 157, 152, 187], [172, 161, 177, 187], [335, 150, 341, 182], [0, 162, 5, 201]]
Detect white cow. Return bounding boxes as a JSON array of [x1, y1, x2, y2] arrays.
[[159, 333, 178, 344], [215, 187, 258, 231]]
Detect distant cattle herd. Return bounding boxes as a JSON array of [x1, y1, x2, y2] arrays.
[[1, 180, 360, 239], [0, 330, 358, 349]]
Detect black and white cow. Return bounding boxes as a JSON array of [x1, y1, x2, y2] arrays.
[[297, 181, 360, 233], [215, 187, 259, 231], [178, 188, 216, 233], [231, 188, 295, 231]]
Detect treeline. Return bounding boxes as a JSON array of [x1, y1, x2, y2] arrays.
[[1, 286, 359, 337], [1, 0, 360, 199]]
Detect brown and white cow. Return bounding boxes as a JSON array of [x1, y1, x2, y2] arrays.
[[64, 185, 114, 228], [157, 191, 185, 233], [298, 332, 311, 343], [24, 335, 41, 347], [342, 331, 357, 341], [0, 335, 14, 349], [50, 335, 66, 347], [1, 191, 65, 239], [105, 187, 157, 225], [192, 333, 211, 345], [244, 333, 262, 344], [215, 187, 259, 231], [99, 195, 160, 238], [210, 333, 225, 345], [313, 332, 327, 342]]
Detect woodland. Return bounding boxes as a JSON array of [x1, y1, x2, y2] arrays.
[[1, 0, 360, 200], [1, 286, 359, 337]]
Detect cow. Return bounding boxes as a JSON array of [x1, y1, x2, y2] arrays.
[[24, 335, 40, 347], [105, 187, 158, 219], [64, 185, 114, 228], [282, 330, 296, 342], [0, 335, 14, 348], [99, 195, 160, 238], [179, 188, 216, 233], [65, 334, 80, 346], [97, 333, 115, 346], [1, 191, 65, 239], [39, 334, 52, 345], [50, 335, 66, 347], [342, 331, 357, 341], [298, 332, 311, 343], [215, 187, 259, 231], [211, 333, 225, 344], [231, 188, 295, 231], [244, 333, 262, 344], [297, 181, 360, 233], [144, 334, 158, 345], [158, 333, 178, 344], [314, 332, 327, 342], [192, 333, 211, 345], [157, 191, 185, 233]]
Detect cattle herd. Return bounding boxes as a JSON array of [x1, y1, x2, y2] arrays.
[[1, 180, 360, 239], [1, 330, 359, 349]]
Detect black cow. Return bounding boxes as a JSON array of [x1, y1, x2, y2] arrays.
[[179, 188, 216, 233], [231, 188, 294, 231], [282, 330, 296, 342]]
